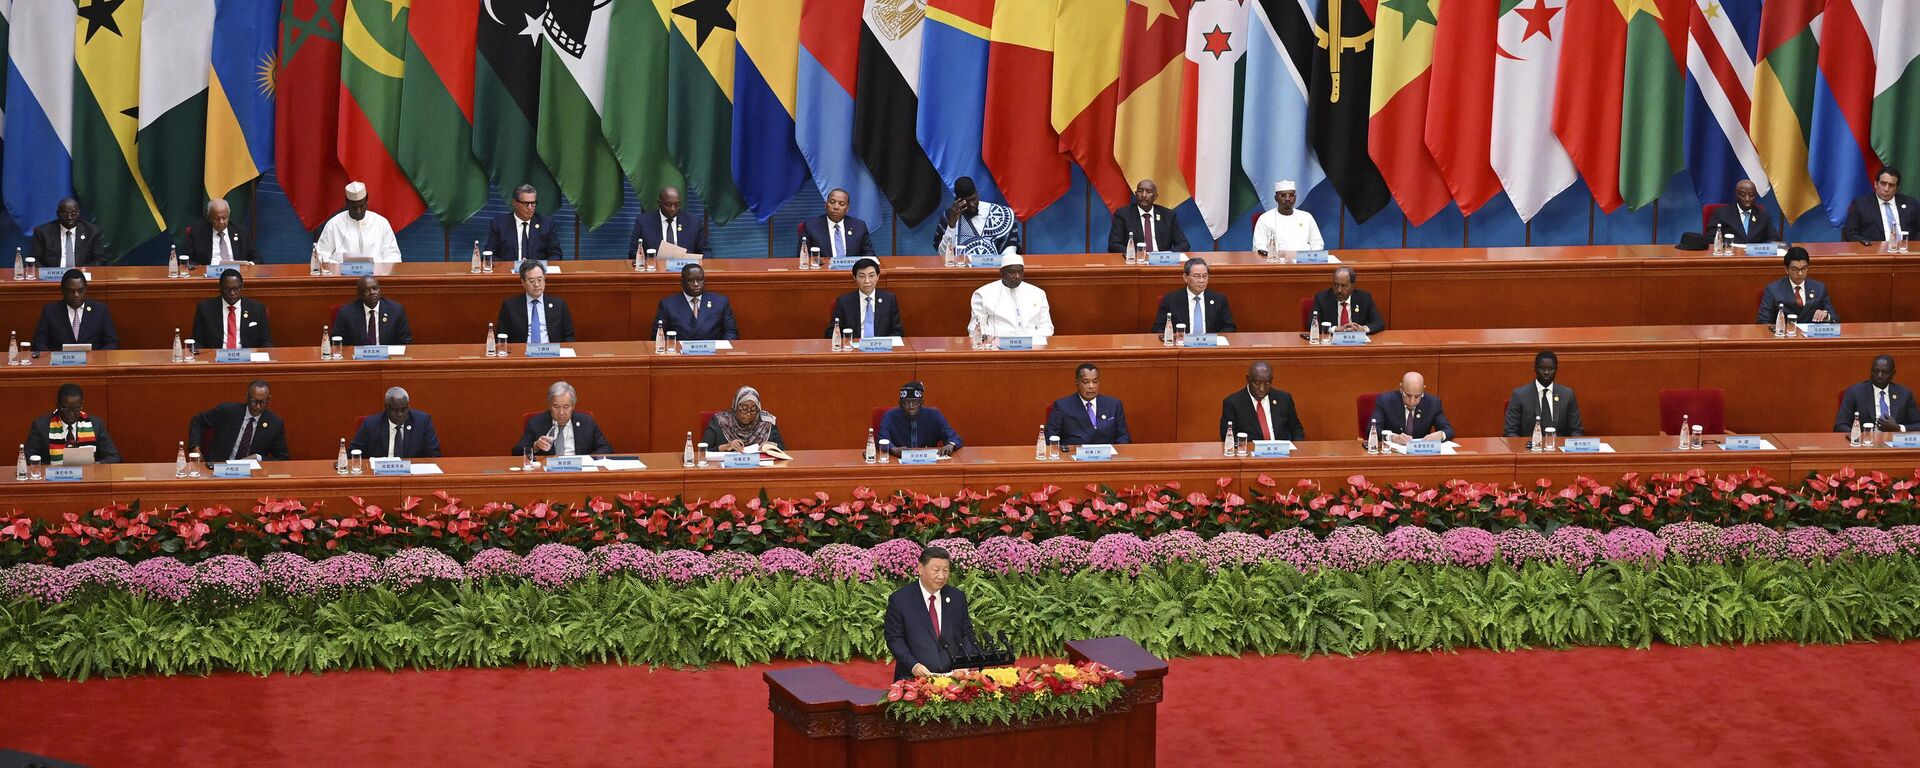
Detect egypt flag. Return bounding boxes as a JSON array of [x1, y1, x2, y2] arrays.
[[797, 0, 887, 227], [854, 0, 942, 226], [1180, 0, 1245, 237], [1368, 0, 1451, 225]]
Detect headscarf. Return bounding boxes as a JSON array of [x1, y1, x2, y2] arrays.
[[712, 386, 777, 446]]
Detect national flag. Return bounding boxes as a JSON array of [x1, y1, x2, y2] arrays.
[[1617, 0, 1689, 210], [1369, 0, 1452, 225], [1180, 0, 1246, 237], [1424, 0, 1501, 215], [1749, 0, 1821, 221], [137, 0, 214, 235], [204, 0, 276, 202], [338, 0, 426, 231], [277, 0, 349, 229], [1553, 0, 1629, 212], [474, 0, 560, 216], [733, 0, 808, 221], [1240, 0, 1325, 211], [1490, 0, 1575, 222], [1807, 0, 1878, 228], [535, 0, 623, 230], [796, 0, 886, 227], [1052, 0, 1130, 212], [1873, 5, 1920, 174], [395, 0, 490, 227], [855, 0, 942, 227], [1681, 0, 1768, 207], [1294, 0, 1389, 222], [73, 0, 166, 255], [982, 0, 1069, 218], [916, 0, 1002, 202], [4, 0, 74, 233], [1114, 0, 1193, 209], [0, 1, 8, 189], [667, 0, 746, 225], [601, 0, 682, 202]]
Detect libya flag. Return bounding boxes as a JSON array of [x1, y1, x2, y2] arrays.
[[602, 0, 682, 200], [535, 0, 624, 230], [74, 0, 165, 257], [397, 0, 490, 227], [474, 0, 560, 214]]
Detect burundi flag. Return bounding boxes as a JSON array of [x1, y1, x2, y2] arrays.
[[917, 0, 1002, 203], [396, 0, 490, 227], [1874, 3, 1920, 172], [1750, 0, 1821, 221], [536, 0, 624, 230], [855, 0, 943, 226], [1180, 0, 1246, 237], [668, 0, 746, 225], [474, 0, 560, 215], [137, 0, 215, 235], [1491, 0, 1576, 222], [1241, 0, 1325, 212], [1807, 0, 1879, 228], [733, 0, 808, 222], [1681, 0, 1768, 207], [74, 0, 166, 256], [796, 0, 887, 228], [4, 0, 73, 234], [602, 0, 683, 202], [204, 0, 276, 202], [339, 0, 426, 230]]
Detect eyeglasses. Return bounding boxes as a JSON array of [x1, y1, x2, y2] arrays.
[[246, 398, 271, 407], [514, 199, 537, 206]]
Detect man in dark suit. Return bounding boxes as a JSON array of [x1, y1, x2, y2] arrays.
[[496, 260, 575, 344], [1219, 362, 1305, 442], [512, 381, 615, 456], [653, 263, 738, 341], [24, 384, 121, 465], [193, 269, 272, 349], [1370, 371, 1454, 442], [1151, 257, 1235, 335], [801, 188, 878, 262], [1045, 363, 1131, 445], [1708, 180, 1781, 245], [629, 186, 709, 256], [1503, 350, 1585, 439], [1107, 178, 1191, 253], [1841, 167, 1920, 243], [828, 257, 903, 338], [1835, 355, 1920, 434], [882, 546, 975, 680], [485, 184, 563, 265], [332, 276, 412, 346], [31, 270, 118, 352], [349, 387, 442, 459], [182, 199, 261, 266], [877, 381, 963, 456], [1756, 247, 1836, 325], [1311, 267, 1386, 335], [188, 380, 290, 462], [28, 198, 109, 268]]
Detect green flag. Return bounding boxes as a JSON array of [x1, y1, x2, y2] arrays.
[[602, 0, 683, 199], [666, 0, 744, 225], [340, 0, 427, 228], [1618, 3, 1686, 210], [535, 2, 624, 231], [137, 0, 215, 237], [397, 0, 491, 227], [474, 0, 560, 214], [74, 0, 165, 258]]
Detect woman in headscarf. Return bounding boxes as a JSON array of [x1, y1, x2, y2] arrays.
[[704, 386, 783, 452]]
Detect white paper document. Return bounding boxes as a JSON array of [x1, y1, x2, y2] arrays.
[[588, 458, 648, 471], [409, 463, 444, 475]]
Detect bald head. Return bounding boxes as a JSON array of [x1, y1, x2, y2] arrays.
[[1399, 372, 1427, 398]]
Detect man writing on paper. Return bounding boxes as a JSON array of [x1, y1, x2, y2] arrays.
[[934, 177, 1021, 261], [877, 381, 962, 457], [1311, 267, 1386, 335], [1219, 362, 1305, 442], [1502, 351, 1585, 438], [1708, 180, 1780, 245], [1152, 257, 1235, 336], [486, 184, 563, 266], [1834, 356, 1920, 434], [1107, 179, 1190, 253], [314, 182, 403, 264], [1253, 180, 1323, 257], [883, 545, 975, 680], [350, 387, 442, 459], [968, 254, 1053, 340], [1371, 372, 1454, 443], [513, 381, 614, 457], [188, 380, 289, 462], [1756, 248, 1835, 325], [24, 384, 121, 465]]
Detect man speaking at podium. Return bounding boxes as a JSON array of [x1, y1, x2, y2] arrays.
[[883, 546, 974, 680]]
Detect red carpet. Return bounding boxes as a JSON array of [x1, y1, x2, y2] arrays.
[[2, 643, 1916, 767]]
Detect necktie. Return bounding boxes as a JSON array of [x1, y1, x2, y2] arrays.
[[226, 305, 240, 349], [519, 222, 529, 263], [1885, 202, 1899, 240], [927, 593, 941, 638], [215, 231, 228, 264], [1405, 407, 1415, 431], [1143, 211, 1155, 250], [665, 216, 677, 245], [833, 223, 845, 260], [529, 299, 544, 344], [1796, 284, 1805, 306], [1191, 294, 1205, 336], [388, 423, 400, 458], [1539, 387, 1551, 422], [1256, 396, 1273, 440], [1879, 390, 1891, 421], [1740, 210, 1749, 237], [1339, 300, 1351, 327], [236, 416, 256, 459], [70, 307, 82, 341], [690, 296, 701, 319], [366, 306, 378, 346], [1086, 399, 1097, 426], [63, 230, 73, 268], [862, 295, 875, 337]]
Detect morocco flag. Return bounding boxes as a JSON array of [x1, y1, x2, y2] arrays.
[[276, 0, 350, 229]]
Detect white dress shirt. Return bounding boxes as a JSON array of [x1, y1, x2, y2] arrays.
[[1253, 208, 1325, 252], [970, 280, 1054, 338], [210, 228, 233, 265], [315, 209, 403, 263]]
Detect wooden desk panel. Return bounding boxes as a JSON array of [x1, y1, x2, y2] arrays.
[[1692, 325, 1894, 434], [1506, 435, 1796, 485]]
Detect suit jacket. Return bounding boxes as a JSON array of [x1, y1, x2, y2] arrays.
[[512, 411, 615, 456], [181, 223, 261, 266], [1707, 204, 1780, 245], [331, 298, 413, 346], [1152, 289, 1236, 334], [1503, 383, 1585, 438], [1106, 204, 1191, 252], [192, 298, 273, 348], [629, 209, 709, 255], [1840, 194, 1920, 242], [1311, 288, 1387, 335], [883, 582, 974, 680], [349, 410, 442, 459], [28, 220, 109, 267], [1756, 278, 1836, 325], [654, 292, 739, 341], [1835, 381, 1920, 432], [1219, 388, 1306, 442], [496, 294, 576, 344], [484, 212, 563, 264], [799, 215, 878, 261], [1045, 394, 1131, 445], [24, 412, 121, 464], [877, 407, 963, 450], [188, 403, 290, 461], [30, 300, 118, 351], [827, 289, 904, 338], [1370, 390, 1454, 441]]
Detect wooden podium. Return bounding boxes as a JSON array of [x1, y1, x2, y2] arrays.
[[765, 636, 1167, 768]]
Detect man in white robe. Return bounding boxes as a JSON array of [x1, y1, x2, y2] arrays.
[[314, 181, 404, 264]]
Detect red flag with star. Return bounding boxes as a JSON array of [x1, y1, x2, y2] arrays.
[[276, 0, 351, 229], [1113, 0, 1196, 209]]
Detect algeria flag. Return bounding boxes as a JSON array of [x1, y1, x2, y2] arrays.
[[1492, 0, 1576, 222], [1180, 0, 1247, 239]]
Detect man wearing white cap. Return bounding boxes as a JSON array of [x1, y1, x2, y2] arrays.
[[1253, 180, 1323, 257], [314, 181, 403, 264], [968, 253, 1053, 340]]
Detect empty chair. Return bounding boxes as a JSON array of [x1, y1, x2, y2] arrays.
[[1659, 389, 1725, 435]]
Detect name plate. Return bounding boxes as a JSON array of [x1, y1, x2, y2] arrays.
[[352, 345, 390, 360], [1294, 249, 1330, 264], [1407, 440, 1444, 456], [214, 348, 252, 363], [1251, 440, 1291, 458], [679, 339, 718, 355], [1072, 444, 1115, 461], [1801, 323, 1841, 338], [371, 457, 412, 475], [1746, 242, 1780, 258], [1181, 334, 1219, 348], [664, 258, 701, 272], [995, 336, 1033, 351], [970, 252, 1003, 269], [1330, 330, 1370, 346], [720, 452, 761, 469], [828, 255, 860, 271], [524, 343, 562, 357], [1144, 251, 1182, 266], [1888, 433, 1920, 449], [544, 455, 584, 472], [37, 267, 67, 281], [44, 465, 84, 482], [212, 462, 253, 479], [50, 350, 87, 366], [1722, 435, 1767, 451], [856, 337, 892, 352], [1561, 437, 1604, 453], [338, 261, 375, 277], [899, 448, 941, 465]]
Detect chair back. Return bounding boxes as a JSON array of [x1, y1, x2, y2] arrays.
[[1701, 203, 1726, 235], [1356, 392, 1380, 439], [698, 410, 719, 441], [1658, 389, 1725, 435], [871, 407, 888, 433], [1299, 296, 1314, 330]]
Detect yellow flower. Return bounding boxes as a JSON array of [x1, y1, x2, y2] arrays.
[[1053, 663, 1079, 680], [930, 676, 952, 690], [983, 667, 1020, 687]]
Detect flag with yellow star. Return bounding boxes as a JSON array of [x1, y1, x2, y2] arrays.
[[73, 0, 166, 256]]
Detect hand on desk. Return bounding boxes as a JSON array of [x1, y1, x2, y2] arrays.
[[1810, 309, 1831, 323], [1334, 322, 1367, 333]]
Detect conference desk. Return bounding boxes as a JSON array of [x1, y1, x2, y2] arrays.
[[0, 324, 1903, 462], [0, 243, 1910, 349], [3, 434, 1902, 521]]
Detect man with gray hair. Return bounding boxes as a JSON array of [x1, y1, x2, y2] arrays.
[[349, 386, 441, 459], [512, 380, 613, 457], [315, 181, 403, 263], [487, 183, 563, 264], [184, 198, 260, 266]]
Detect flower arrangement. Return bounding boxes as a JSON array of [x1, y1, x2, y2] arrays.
[[883, 661, 1127, 726]]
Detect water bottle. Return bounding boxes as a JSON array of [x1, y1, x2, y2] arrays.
[[798, 235, 811, 269], [167, 246, 180, 278], [15, 444, 27, 481], [1223, 421, 1236, 456], [10, 247, 20, 279], [1677, 415, 1690, 450], [169, 244, 181, 269], [941, 232, 956, 268], [175, 442, 188, 478], [1124, 234, 1137, 265], [309, 245, 322, 276], [1711, 223, 1724, 255], [864, 428, 878, 464], [1308, 310, 1321, 345], [1530, 417, 1544, 452], [655, 320, 667, 354], [1850, 413, 1863, 447], [1772, 308, 1785, 338], [682, 432, 696, 467], [633, 240, 645, 272], [335, 439, 349, 474], [1365, 419, 1379, 455], [6, 332, 16, 366], [1035, 427, 1048, 460], [320, 325, 333, 359], [485, 323, 497, 356], [832, 319, 844, 352], [1267, 234, 1281, 264], [172, 329, 184, 363], [471, 240, 482, 273], [1161, 314, 1175, 347]]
